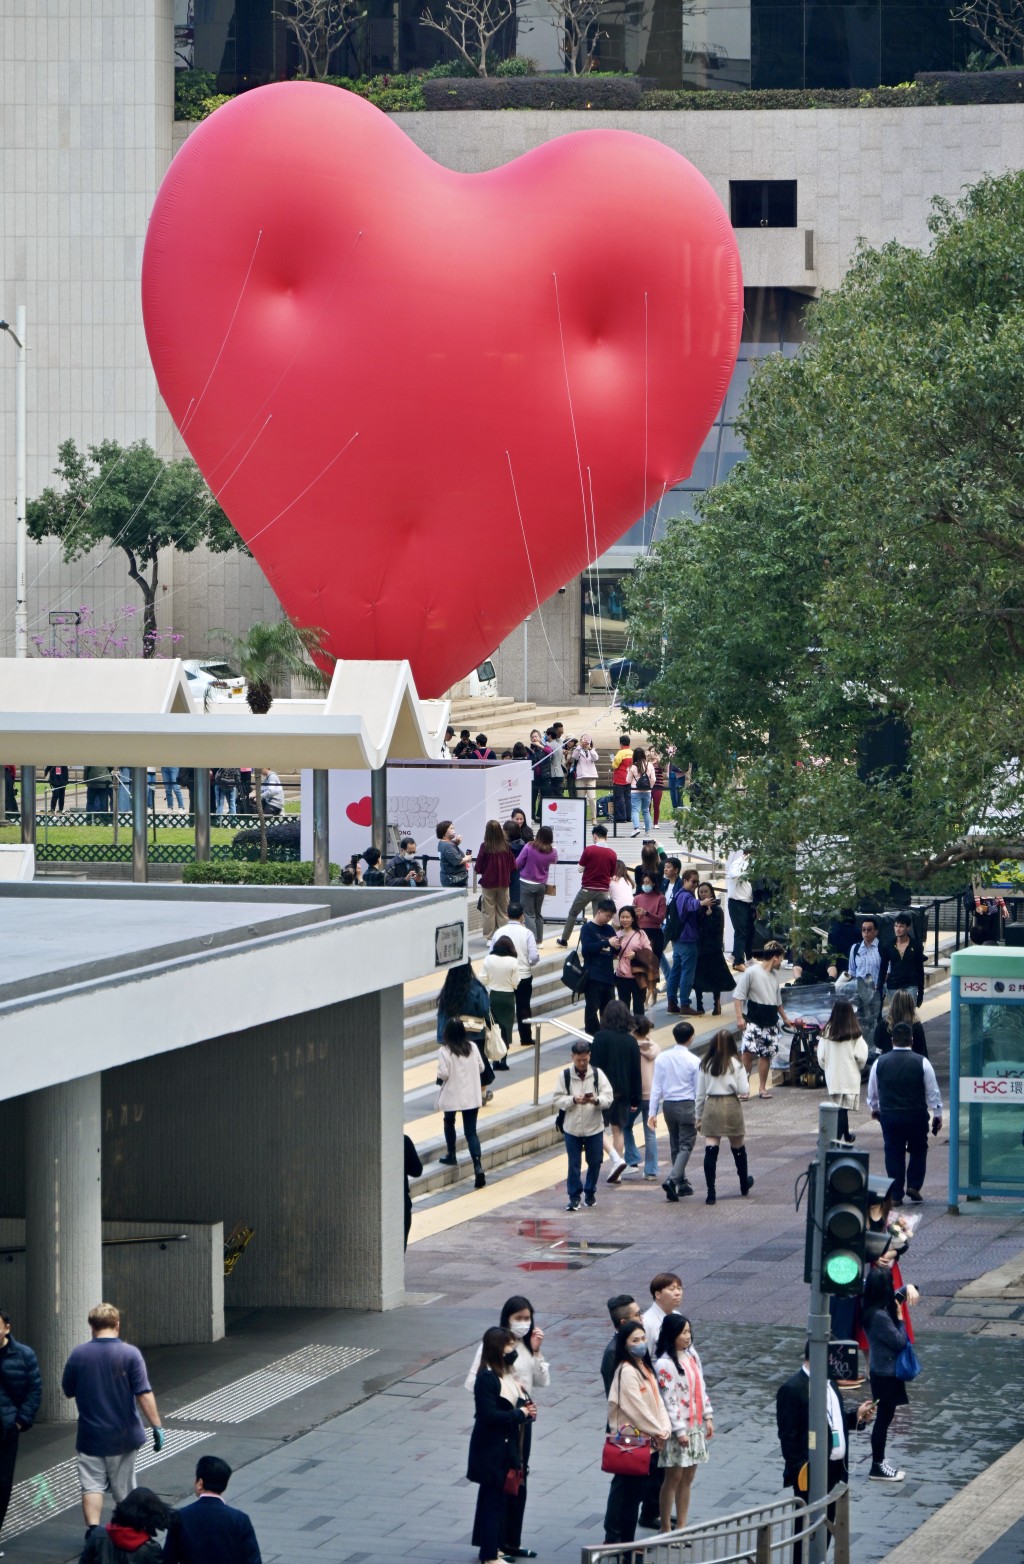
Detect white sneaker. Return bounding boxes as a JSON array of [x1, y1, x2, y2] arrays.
[[606, 1152, 626, 1184]]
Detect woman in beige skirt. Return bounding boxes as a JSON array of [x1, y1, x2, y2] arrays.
[[695, 1029, 754, 1204]]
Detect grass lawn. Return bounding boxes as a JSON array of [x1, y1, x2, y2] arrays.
[[0, 822, 240, 849]]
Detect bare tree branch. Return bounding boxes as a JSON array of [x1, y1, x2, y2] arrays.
[[274, 0, 368, 79], [419, 0, 515, 75], [950, 0, 1024, 64], [545, 0, 611, 74]]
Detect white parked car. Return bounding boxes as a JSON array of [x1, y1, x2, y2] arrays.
[[182, 659, 248, 704], [467, 659, 497, 698]]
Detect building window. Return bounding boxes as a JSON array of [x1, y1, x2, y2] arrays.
[[729, 180, 798, 228]]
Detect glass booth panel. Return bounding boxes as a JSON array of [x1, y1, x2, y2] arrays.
[[958, 1000, 1024, 1194]]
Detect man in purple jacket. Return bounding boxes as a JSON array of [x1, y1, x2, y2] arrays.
[[666, 868, 701, 1016]]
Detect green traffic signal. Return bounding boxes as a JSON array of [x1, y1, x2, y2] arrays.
[[824, 1252, 862, 1288], [821, 1147, 870, 1297]]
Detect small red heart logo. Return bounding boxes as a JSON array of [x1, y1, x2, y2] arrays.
[[143, 85, 741, 696], [548, 802, 558, 811], [346, 796, 373, 827]]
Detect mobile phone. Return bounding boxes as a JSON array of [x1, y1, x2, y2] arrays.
[[894, 1285, 908, 1304]]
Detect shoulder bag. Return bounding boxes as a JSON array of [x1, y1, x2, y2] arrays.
[[504, 1424, 526, 1495], [554, 1066, 572, 1134], [894, 1340, 921, 1381], [483, 1012, 508, 1063], [561, 936, 586, 998]]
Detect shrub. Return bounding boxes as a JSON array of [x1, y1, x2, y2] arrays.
[[493, 56, 537, 76], [422, 74, 642, 108], [175, 69, 218, 119], [422, 59, 479, 77], [638, 83, 942, 110], [342, 72, 428, 109], [230, 820, 302, 863], [182, 860, 340, 885], [915, 68, 1024, 103]]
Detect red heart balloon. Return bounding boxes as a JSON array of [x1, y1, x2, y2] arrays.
[[345, 795, 373, 827], [142, 84, 741, 696]]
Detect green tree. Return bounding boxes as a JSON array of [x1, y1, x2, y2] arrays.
[[27, 438, 244, 655], [212, 620, 332, 862], [626, 170, 1024, 910]]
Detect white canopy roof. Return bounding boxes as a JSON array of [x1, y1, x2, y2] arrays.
[[0, 658, 447, 769]]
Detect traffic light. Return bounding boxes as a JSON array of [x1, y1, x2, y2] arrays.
[[820, 1147, 870, 1295]]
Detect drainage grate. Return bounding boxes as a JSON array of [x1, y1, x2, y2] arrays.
[[170, 1343, 378, 1424], [1, 1427, 213, 1541]]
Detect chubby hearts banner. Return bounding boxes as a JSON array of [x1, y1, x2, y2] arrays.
[[142, 83, 742, 696]]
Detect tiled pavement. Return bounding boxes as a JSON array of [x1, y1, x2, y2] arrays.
[[5, 997, 1024, 1564]]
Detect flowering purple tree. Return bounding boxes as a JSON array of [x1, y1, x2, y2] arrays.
[[31, 605, 183, 659]]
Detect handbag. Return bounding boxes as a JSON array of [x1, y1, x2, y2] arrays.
[[894, 1340, 921, 1381], [561, 940, 586, 998], [504, 1426, 526, 1495], [601, 1426, 653, 1477], [544, 882, 557, 897], [484, 1012, 508, 1062]]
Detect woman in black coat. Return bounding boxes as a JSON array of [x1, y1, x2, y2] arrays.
[[467, 1327, 537, 1564], [79, 1488, 173, 1564], [694, 883, 736, 1017]]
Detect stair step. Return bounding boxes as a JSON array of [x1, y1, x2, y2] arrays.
[[414, 1118, 564, 1196]]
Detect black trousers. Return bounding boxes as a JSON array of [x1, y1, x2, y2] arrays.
[[728, 898, 754, 963], [472, 1480, 505, 1563], [585, 980, 615, 1036], [501, 1420, 531, 1549], [604, 1470, 649, 1544], [0, 1426, 19, 1537], [515, 977, 534, 1045], [613, 783, 631, 823]]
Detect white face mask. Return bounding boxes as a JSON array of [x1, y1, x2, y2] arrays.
[[508, 1319, 531, 1339]]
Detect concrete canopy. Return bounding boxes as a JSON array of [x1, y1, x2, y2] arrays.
[[0, 657, 448, 768]]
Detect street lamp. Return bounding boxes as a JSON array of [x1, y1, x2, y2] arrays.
[[0, 305, 27, 658]]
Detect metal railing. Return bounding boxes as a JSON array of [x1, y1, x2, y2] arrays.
[[582, 1485, 849, 1564]]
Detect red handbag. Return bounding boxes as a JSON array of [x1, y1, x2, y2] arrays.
[[504, 1465, 524, 1496], [601, 1427, 653, 1477]]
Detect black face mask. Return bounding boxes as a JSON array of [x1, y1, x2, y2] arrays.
[[503, 1349, 518, 1367]]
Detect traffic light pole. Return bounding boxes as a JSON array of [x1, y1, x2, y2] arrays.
[[807, 1099, 840, 1564]]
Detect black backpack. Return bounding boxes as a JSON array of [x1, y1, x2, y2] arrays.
[[554, 1067, 572, 1134]]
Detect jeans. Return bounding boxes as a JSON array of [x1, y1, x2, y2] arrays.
[[623, 1098, 658, 1175], [728, 898, 754, 964], [565, 1130, 603, 1200], [85, 784, 111, 821], [880, 1110, 929, 1199], [667, 940, 698, 1008], [668, 771, 684, 809], [664, 1098, 697, 1188], [520, 881, 547, 943], [117, 775, 131, 811], [630, 790, 653, 831], [215, 785, 237, 815], [161, 766, 184, 808], [584, 980, 615, 1036], [443, 1107, 481, 1162], [854, 976, 882, 1044]]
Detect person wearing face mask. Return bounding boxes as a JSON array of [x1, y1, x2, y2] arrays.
[[465, 1297, 549, 1560], [385, 837, 425, 887], [604, 1320, 671, 1547], [634, 858, 667, 979], [467, 1327, 537, 1564]]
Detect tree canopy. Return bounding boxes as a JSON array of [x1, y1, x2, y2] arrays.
[[626, 170, 1024, 909], [27, 438, 244, 655]]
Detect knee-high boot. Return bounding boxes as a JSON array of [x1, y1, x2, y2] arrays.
[[703, 1145, 719, 1205], [473, 1156, 486, 1190], [732, 1144, 754, 1195]]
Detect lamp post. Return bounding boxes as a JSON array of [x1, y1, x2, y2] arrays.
[[0, 306, 27, 658]]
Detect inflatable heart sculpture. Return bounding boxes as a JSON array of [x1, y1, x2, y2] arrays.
[[143, 83, 742, 696]]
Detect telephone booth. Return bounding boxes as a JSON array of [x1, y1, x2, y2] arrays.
[[948, 948, 1024, 1211]]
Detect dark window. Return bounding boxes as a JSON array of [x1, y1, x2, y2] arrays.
[[730, 180, 798, 228]]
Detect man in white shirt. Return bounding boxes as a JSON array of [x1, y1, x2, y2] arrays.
[[640, 1272, 684, 1358], [553, 1039, 614, 1212], [647, 1021, 701, 1201], [847, 916, 883, 1043], [725, 848, 754, 971], [490, 902, 540, 1047]]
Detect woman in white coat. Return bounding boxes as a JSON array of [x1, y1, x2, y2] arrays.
[[817, 998, 869, 1146], [464, 1295, 550, 1559], [570, 735, 600, 819], [437, 1019, 487, 1187]]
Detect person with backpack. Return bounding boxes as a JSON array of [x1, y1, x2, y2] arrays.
[[79, 1487, 174, 1564], [554, 1039, 613, 1212], [611, 735, 633, 825], [473, 734, 497, 761], [627, 748, 656, 836]]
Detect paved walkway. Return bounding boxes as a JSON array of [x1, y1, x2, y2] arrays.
[[5, 993, 1024, 1564]]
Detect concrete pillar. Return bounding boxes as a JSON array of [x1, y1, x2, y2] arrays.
[[131, 767, 148, 883], [371, 764, 388, 859], [20, 765, 35, 845], [193, 765, 210, 861], [25, 1074, 103, 1422], [312, 769, 330, 886]]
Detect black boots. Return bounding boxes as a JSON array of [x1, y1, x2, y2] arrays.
[[704, 1145, 718, 1204], [732, 1144, 754, 1196], [473, 1158, 487, 1189]]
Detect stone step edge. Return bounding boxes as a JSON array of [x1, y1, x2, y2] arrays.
[[414, 1120, 564, 1195]]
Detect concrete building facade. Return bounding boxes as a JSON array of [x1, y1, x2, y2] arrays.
[[2, 4, 1023, 699]]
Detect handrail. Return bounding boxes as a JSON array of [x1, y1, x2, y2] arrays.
[[521, 1011, 593, 1106], [0, 1234, 189, 1256], [581, 1484, 849, 1564]]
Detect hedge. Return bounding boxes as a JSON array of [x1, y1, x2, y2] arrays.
[[639, 83, 942, 110], [914, 67, 1024, 103], [230, 820, 302, 863], [422, 75, 642, 110], [182, 860, 340, 885]]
